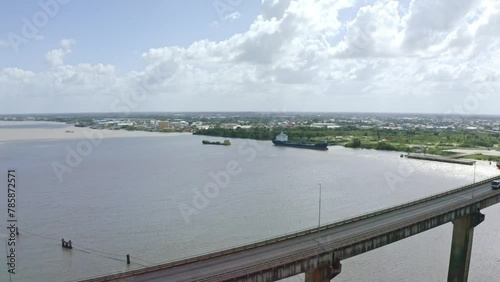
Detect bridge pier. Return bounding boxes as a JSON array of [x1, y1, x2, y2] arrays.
[[447, 211, 484, 282], [305, 258, 341, 282]]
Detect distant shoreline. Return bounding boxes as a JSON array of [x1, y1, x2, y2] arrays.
[[0, 121, 188, 144], [194, 127, 500, 162]]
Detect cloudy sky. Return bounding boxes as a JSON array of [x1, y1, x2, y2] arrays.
[[0, 0, 499, 114]]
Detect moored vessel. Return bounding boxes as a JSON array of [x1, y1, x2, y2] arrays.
[[202, 139, 231, 146], [272, 132, 328, 150]]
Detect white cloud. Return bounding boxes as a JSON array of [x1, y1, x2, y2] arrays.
[[0, 40, 9, 47], [1, 0, 500, 114], [401, 0, 475, 51], [45, 39, 76, 67], [60, 38, 76, 49], [45, 49, 71, 66], [333, 0, 403, 58]]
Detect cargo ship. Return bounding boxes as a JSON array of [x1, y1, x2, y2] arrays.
[[272, 132, 328, 150], [202, 139, 231, 146]]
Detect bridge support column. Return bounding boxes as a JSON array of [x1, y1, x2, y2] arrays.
[[447, 211, 484, 282], [305, 258, 341, 282]]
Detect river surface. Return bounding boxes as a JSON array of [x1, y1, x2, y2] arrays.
[[0, 122, 499, 282]]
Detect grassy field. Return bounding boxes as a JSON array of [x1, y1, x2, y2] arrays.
[[464, 154, 500, 162]]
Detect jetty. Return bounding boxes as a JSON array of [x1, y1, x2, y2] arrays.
[[405, 153, 475, 165]]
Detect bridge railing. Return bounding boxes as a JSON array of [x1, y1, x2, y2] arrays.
[[198, 189, 500, 282], [77, 175, 499, 282]]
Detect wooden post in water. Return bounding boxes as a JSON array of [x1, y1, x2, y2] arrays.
[[126, 254, 130, 265]]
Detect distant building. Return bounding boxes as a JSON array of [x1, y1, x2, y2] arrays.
[[465, 126, 478, 130], [221, 123, 241, 129], [117, 122, 134, 127], [191, 121, 203, 127], [170, 121, 189, 129], [158, 121, 170, 130], [310, 123, 340, 129]]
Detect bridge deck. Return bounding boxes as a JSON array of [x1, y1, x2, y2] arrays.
[[80, 176, 500, 282]]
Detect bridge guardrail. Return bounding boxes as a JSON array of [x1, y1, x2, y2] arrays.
[[77, 175, 499, 282], [198, 189, 500, 282]]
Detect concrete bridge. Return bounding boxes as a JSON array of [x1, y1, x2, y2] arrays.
[[80, 176, 500, 282]]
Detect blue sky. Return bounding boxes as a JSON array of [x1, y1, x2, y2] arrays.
[[0, 0, 499, 114], [0, 0, 261, 72]]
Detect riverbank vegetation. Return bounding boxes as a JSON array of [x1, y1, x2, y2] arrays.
[[194, 127, 500, 158]]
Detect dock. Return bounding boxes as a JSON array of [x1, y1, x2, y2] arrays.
[[447, 153, 474, 159], [405, 153, 475, 165]]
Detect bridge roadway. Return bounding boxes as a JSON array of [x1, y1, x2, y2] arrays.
[[82, 177, 500, 282]]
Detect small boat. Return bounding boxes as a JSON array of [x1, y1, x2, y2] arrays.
[[202, 140, 231, 146]]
